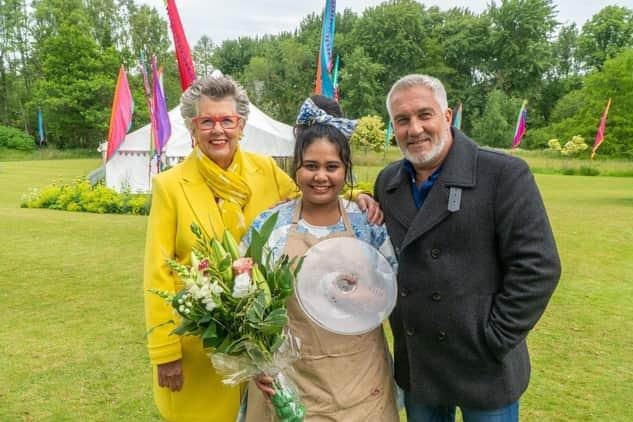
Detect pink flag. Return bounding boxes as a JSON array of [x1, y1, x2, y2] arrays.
[[166, 0, 196, 91], [591, 98, 612, 159], [106, 66, 134, 161], [512, 100, 527, 149]]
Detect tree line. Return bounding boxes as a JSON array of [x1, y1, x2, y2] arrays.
[[1, 0, 632, 156]]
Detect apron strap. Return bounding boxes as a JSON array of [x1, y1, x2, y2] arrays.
[[338, 199, 354, 235]]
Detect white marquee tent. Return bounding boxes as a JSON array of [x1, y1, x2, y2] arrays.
[[104, 105, 295, 193]]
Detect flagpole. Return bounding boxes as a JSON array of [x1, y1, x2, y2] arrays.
[[139, 55, 155, 188]]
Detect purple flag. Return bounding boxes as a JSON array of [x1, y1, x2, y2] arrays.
[[512, 100, 527, 149], [151, 56, 172, 154]]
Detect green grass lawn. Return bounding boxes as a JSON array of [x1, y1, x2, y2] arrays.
[[1, 158, 632, 420]]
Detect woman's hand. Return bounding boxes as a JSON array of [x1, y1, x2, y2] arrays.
[[157, 359, 184, 392], [356, 193, 384, 225], [254, 374, 275, 397]]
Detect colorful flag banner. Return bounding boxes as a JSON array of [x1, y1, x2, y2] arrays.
[[512, 100, 528, 149], [36, 108, 45, 147], [166, 0, 196, 91], [385, 121, 393, 149], [106, 66, 134, 161], [332, 54, 340, 102], [591, 98, 612, 159], [452, 102, 463, 130], [314, 0, 336, 98], [151, 56, 172, 154]]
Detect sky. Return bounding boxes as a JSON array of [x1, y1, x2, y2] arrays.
[[140, 0, 633, 47]]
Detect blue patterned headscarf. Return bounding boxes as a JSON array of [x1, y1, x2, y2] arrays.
[[295, 98, 357, 139]]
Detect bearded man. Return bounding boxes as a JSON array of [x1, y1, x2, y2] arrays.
[[374, 74, 561, 422]]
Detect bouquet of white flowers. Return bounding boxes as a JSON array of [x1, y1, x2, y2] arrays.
[[151, 213, 305, 421]]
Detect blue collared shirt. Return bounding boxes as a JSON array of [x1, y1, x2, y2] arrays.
[[403, 160, 442, 209]]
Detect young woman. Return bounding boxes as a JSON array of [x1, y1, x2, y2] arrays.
[[242, 96, 399, 421]]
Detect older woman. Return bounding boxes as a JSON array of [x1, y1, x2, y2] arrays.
[[144, 75, 380, 421]]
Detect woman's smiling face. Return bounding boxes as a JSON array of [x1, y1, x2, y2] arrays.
[[193, 96, 244, 169], [296, 137, 346, 208]]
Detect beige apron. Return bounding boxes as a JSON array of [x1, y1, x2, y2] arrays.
[[245, 200, 399, 422]]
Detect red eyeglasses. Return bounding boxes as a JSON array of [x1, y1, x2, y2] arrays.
[[193, 115, 241, 130]]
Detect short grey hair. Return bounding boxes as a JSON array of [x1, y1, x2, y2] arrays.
[[386, 74, 448, 119], [180, 75, 250, 132]]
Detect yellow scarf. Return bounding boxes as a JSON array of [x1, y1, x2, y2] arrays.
[[193, 146, 252, 240]]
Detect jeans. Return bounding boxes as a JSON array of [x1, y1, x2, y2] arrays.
[[405, 393, 519, 422]]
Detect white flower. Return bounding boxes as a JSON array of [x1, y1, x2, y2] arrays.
[[179, 305, 185, 312], [232, 273, 252, 298], [202, 297, 218, 312], [189, 285, 203, 299], [210, 282, 223, 295]]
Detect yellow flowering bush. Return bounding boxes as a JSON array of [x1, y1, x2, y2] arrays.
[[21, 179, 151, 215]]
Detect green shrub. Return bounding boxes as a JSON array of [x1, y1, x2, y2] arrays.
[[21, 179, 151, 215], [579, 166, 600, 176], [0, 125, 36, 151], [342, 181, 375, 199]]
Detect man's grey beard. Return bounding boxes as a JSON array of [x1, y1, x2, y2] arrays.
[[400, 132, 448, 166]]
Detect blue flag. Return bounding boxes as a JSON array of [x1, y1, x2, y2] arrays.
[[385, 121, 393, 149], [318, 0, 336, 98], [452, 102, 462, 130], [37, 109, 45, 147]]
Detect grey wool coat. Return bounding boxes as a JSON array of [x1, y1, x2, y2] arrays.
[[374, 129, 561, 409]]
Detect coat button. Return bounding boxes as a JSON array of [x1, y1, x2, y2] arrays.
[[400, 288, 409, 297], [431, 248, 441, 259], [437, 331, 447, 341], [431, 292, 441, 301], [406, 328, 416, 336]]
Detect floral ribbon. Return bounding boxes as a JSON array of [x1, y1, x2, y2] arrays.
[[295, 98, 357, 139]]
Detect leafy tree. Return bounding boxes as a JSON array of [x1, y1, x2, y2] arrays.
[[349, 0, 431, 88], [577, 6, 633, 70], [483, 0, 558, 96], [471, 90, 523, 148], [434, 8, 491, 133], [0, 0, 31, 127], [213, 37, 263, 79], [30, 9, 120, 148], [194, 35, 215, 76], [551, 23, 581, 79], [339, 47, 384, 117], [128, 4, 170, 64], [242, 38, 314, 123]]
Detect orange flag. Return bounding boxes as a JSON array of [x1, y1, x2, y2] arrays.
[[591, 98, 612, 159]]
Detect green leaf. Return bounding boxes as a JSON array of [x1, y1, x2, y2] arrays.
[[172, 318, 196, 335], [269, 333, 285, 353], [247, 212, 279, 264], [246, 293, 266, 324], [261, 308, 288, 334], [202, 322, 222, 348]]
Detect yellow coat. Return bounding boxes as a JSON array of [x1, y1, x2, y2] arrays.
[[144, 151, 297, 422]]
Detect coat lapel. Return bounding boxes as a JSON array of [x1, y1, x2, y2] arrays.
[[384, 163, 418, 230], [179, 155, 224, 239], [400, 129, 479, 252], [401, 181, 450, 251]]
